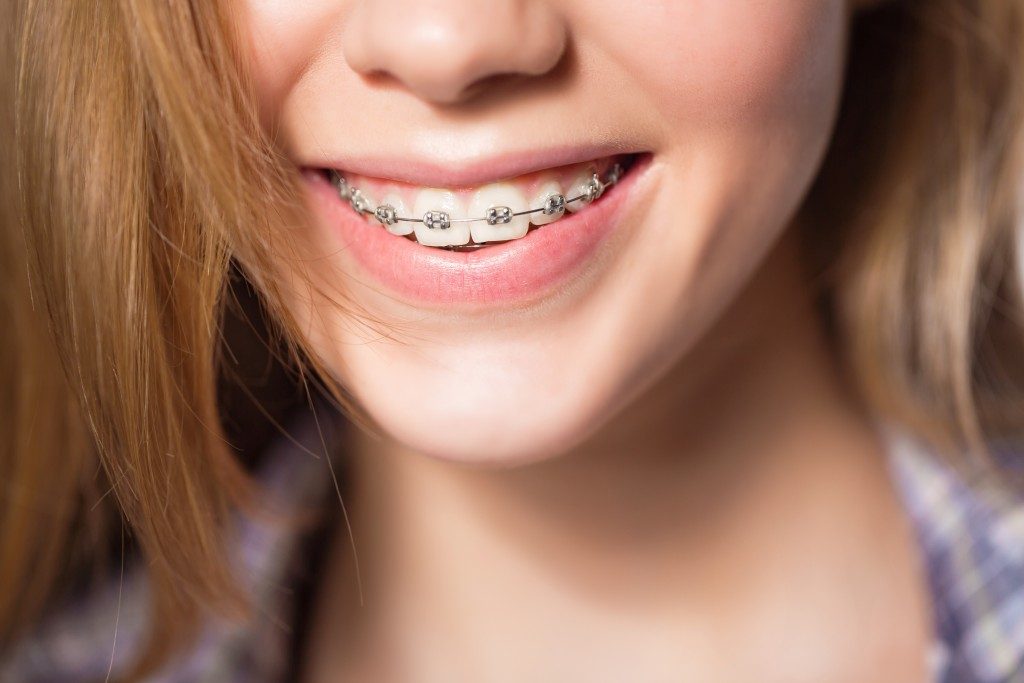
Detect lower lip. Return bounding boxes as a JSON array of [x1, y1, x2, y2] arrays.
[[306, 156, 648, 308]]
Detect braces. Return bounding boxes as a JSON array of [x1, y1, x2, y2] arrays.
[[330, 163, 624, 234]]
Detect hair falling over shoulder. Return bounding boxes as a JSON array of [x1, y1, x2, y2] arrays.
[[1, 1, 1023, 680], [0, 1, 357, 679]]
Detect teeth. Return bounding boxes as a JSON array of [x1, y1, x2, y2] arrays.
[[333, 155, 631, 248], [349, 187, 376, 218], [468, 183, 530, 244], [565, 170, 597, 213], [412, 188, 470, 247], [379, 192, 413, 236], [528, 180, 565, 227]]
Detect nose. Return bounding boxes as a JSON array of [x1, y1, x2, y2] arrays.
[[342, 0, 568, 105]]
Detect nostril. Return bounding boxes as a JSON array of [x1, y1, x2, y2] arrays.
[[460, 72, 529, 101], [356, 68, 407, 93]]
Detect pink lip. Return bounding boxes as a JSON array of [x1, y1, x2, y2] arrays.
[[307, 144, 636, 188], [305, 154, 650, 309]]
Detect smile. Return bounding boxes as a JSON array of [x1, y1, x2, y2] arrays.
[[319, 154, 638, 251], [306, 151, 650, 307]]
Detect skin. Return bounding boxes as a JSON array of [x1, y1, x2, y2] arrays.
[[241, 1, 933, 680]]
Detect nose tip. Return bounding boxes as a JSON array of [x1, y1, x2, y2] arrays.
[[342, 0, 567, 105]]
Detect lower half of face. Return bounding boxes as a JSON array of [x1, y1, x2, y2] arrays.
[[250, 1, 850, 462]]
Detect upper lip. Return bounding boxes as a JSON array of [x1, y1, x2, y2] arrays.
[[307, 144, 638, 188]]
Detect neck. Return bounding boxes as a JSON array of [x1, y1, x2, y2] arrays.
[[307, 231, 926, 679]]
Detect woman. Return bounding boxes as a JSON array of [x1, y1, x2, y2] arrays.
[[2, 0, 1023, 681]]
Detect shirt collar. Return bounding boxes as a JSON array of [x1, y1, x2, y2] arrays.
[[885, 426, 1024, 682]]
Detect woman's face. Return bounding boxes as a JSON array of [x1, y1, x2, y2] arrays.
[[242, 0, 857, 462]]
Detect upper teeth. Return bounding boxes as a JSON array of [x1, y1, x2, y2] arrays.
[[332, 163, 623, 248], [467, 182, 530, 244]]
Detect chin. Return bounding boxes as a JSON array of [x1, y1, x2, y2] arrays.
[[374, 410, 592, 466], [342, 356, 615, 466]]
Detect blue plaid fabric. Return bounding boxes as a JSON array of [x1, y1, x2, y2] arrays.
[[2, 416, 1023, 682], [885, 427, 1024, 682]]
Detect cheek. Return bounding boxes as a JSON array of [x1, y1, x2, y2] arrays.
[[586, 3, 849, 407], [239, 1, 342, 125], [593, 1, 846, 129], [609, 0, 848, 264]]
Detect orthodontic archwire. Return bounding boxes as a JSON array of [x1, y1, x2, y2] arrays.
[[329, 163, 624, 236]]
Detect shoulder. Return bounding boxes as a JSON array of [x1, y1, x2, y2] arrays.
[[0, 563, 151, 681], [0, 409, 340, 682], [884, 427, 1024, 683]]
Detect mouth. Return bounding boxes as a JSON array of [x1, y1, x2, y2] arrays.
[[304, 150, 651, 308], [310, 153, 641, 252]]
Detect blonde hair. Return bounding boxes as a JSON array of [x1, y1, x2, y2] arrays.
[[1, 0, 1023, 680]]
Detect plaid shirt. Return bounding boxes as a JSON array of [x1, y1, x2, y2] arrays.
[[3, 415, 1023, 682]]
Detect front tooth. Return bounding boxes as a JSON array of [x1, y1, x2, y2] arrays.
[[565, 170, 597, 213], [380, 192, 413, 236], [528, 180, 565, 227], [468, 183, 530, 244], [413, 188, 470, 247]]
